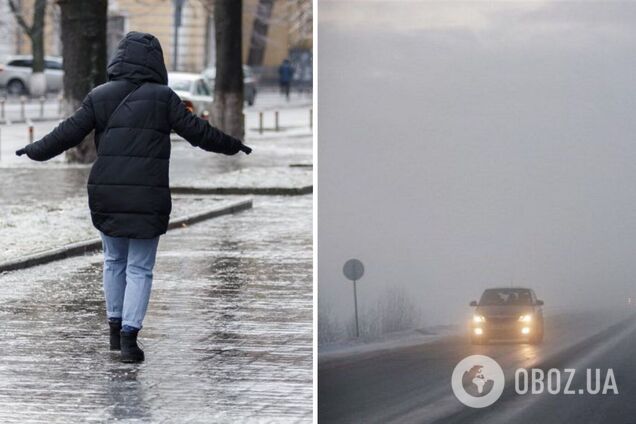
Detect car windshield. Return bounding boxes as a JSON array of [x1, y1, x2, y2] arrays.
[[479, 289, 533, 306], [45, 60, 63, 70], [195, 79, 211, 96], [169, 78, 192, 92]]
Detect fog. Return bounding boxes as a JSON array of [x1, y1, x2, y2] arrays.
[[318, 0, 636, 331]]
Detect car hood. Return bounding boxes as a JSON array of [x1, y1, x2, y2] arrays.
[[476, 305, 534, 318]]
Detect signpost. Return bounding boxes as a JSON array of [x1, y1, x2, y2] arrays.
[[343, 258, 364, 338]]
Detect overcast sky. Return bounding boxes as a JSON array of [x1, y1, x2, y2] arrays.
[[318, 0, 636, 326]]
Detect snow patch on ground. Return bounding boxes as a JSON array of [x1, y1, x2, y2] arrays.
[[173, 166, 312, 189], [0, 195, 236, 262], [319, 325, 460, 362]]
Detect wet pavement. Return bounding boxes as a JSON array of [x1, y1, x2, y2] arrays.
[[0, 195, 312, 423]]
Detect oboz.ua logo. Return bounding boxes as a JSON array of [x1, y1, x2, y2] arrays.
[[451, 355, 505, 408], [451, 355, 619, 408]]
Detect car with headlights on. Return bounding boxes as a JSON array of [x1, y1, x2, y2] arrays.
[[469, 287, 544, 345]]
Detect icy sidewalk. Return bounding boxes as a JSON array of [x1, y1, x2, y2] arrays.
[[0, 196, 312, 423]]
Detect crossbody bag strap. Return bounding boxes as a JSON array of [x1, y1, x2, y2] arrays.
[[103, 82, 144, 132]]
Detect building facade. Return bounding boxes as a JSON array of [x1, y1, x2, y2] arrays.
[[6, 0, 312, 84]]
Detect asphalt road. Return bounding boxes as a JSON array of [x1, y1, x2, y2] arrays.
[[318, 308, 636, 423]]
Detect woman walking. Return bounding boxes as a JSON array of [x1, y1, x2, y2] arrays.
[[15, 32, 251, 363]]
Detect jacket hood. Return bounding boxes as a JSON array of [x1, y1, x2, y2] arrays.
[[107, 32, 168, 85]]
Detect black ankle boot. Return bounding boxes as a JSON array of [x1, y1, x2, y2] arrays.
[[120, 330, 145, 363], [108, 319, 122, 350]]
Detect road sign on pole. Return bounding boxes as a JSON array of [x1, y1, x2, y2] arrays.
[[343, 259, 364, 338]]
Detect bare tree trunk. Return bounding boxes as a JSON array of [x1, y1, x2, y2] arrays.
[[212, 0, 244, 139], [8, 0, 47, 95], [247, 0, 273, 67], [58, 0, 108, 163], [201, 0, 215, 67]]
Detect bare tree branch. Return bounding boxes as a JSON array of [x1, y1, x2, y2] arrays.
[[8, 0, 34, 37]]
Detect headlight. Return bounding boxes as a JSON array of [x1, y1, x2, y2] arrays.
[[473, 315, 486, 323], [518, 314, 533, 323]]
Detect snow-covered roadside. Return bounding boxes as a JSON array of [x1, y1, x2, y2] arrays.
[[0, 195, 236, 263], [319, 325, 460, 363]]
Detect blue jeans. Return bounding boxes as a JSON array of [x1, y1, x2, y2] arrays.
[[100, 232, 160, 330]]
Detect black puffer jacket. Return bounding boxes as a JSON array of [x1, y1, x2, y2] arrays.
[[20, 32, 247, 239]]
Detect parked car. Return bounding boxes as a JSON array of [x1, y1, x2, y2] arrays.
[[201, 65, 257, 106], [168, 72, 213, 117], [0, 55, 64, 95], [469, 287, 544, 344]]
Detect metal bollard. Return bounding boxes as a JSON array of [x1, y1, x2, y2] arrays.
[[309, 108, 313, 129], [20, 96, 27, 121], [28, 122, 34, 144], [275, 110, 279, 132], [58, 95, 63, 116], [0, 97, 5, 120], [39, 96, 46, 118], [259, 111, 263, 134]]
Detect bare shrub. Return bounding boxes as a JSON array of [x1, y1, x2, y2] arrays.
[[345, 286, 421, 340], [318, 301, 342, 345]]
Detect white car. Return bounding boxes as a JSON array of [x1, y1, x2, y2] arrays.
[[202, 65, 257, 106], [0, 55, 64, 95], [168, 72, 213, 117]]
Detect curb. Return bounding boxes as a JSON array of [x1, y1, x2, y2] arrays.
[[171, 185, 312, 196], [0, 198, 253, 273]]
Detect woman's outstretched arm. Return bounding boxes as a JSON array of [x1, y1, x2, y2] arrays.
[[167, 89, 251, 156], [16, 94, 96, 161]]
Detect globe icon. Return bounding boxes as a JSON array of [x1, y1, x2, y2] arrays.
[[452, 355, 505, 408], [461, 365, 495, 397]]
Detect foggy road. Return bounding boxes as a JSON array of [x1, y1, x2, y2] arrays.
[[318, 309, 636, 423]]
